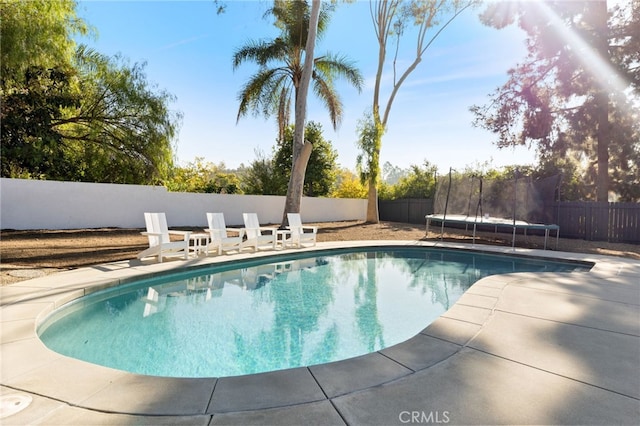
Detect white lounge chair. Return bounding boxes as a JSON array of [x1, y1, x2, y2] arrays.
[[137, 212, 191, 263], [205, 213, 244, 255], [242, 213, 277, 251], [284, 213, 317, 248]]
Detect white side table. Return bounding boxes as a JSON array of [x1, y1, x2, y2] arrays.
[[189, 233, 210, 256], [275, 229, 291, 248]]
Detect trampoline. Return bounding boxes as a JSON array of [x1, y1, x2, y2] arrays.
[[425, 214, 560, 249], [426, 169, 561, 250]]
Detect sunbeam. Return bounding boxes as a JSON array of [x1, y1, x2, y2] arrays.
[[534, 1, 633, 102]]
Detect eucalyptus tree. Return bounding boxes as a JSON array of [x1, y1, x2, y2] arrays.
[[471, 0, 639, 202], [233, 0, 363, 225], [362, 0, 476, 223]]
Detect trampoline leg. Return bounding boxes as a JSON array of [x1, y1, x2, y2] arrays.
[[473, 224, 476, 245]]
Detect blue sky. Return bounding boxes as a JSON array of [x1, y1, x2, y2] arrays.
[[76, 0, 536, 174]]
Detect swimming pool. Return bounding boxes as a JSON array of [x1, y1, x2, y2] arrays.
[[38, 247, 589, 378]]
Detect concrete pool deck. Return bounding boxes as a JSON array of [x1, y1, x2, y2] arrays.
[[1, 240, 639, 425]]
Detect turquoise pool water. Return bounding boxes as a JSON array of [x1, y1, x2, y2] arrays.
[[38, 248, 589, 378]]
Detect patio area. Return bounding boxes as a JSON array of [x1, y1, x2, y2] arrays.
[[1, 240, 639, 425]]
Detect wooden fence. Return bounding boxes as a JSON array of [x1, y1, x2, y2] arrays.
[[379, 199, 640, 244], [378, 198, 434, 225], [553, 202, 640, 243]]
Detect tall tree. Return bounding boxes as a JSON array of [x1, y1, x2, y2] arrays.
[[233, 0, 363, 224], [471, 0, 639, 202], [362, 0, 475, 223], [285, 0, 321, 226]]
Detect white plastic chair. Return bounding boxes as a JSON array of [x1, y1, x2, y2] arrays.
[[284, 213, 317, 248], [205, 213, 244, 255], [242, 213, 277, 251], [137, 212, 191, 263]]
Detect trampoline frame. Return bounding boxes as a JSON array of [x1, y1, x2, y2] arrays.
[[425, 214, 560, 250]]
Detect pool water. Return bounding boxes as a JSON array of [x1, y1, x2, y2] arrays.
[[38, 248, 588, 378]]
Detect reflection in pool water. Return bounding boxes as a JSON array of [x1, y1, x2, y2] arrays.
[[39, 248, 588, 378]]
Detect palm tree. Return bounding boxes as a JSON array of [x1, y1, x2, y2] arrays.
[[232, 0, 363, 145]]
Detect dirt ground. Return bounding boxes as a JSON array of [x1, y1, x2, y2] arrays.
[[2, 220, 639, 286]]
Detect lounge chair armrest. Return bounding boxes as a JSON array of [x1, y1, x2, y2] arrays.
[[226, 228, 245, 237], [205, 228, 245, 238], [286, 226, 318, 233], [168, 230, 191, 235], [259, 226, 278, 234], [168, 230, 192, 241], [141, 231, 163, 237]]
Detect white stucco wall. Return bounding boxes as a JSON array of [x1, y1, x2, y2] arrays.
[[0, 178, 367, 230]]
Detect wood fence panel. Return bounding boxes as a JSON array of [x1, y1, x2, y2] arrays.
[[609, 203, 640, 243], [378, 200, 408, 223], [590, 203, 610, 241], [379, 199, 434, 225], [408, 199, 434, 224], [380, 199, 640, 243], [550, 202, 639, 243], [554, 203, 583, 239]]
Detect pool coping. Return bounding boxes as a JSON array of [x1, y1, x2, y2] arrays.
[[1, 240, 639, 424]]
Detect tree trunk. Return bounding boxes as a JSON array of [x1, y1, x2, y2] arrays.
[[366, 179, 379, 223], [281, 0, 320, 227], [593, 0, 609, 202], [596, 90, 610, 202]]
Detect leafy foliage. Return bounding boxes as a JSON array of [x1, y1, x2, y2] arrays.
[[355, 111, 384, 185], [166, 158, 241, 194], [274, 122, 338, 197], [472, 0, 639, 201], [376, 161, 437, 200], [1, 67, 80, 179], [240, 149, 287, 195], [331, 168, 368, 199], [391, 161, 438, 199], [232, 0, 363, 141], [1, 0, 179, 184], [242, 122, 338, 196], [51, 49, 180, 184], [0, 0, 89, 85]]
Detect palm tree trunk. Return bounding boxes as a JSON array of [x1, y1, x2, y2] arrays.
[[282, 0, 321, 227]]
